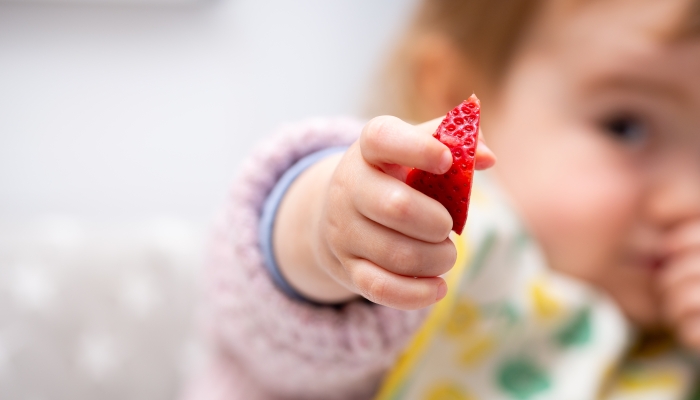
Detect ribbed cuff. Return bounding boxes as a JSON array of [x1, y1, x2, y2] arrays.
[[258, 146, 348, 303]]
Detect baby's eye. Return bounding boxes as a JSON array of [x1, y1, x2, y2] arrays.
[[601, 114, 649, 144]]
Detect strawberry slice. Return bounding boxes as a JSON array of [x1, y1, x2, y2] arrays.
[[406, 94, 481, 235]]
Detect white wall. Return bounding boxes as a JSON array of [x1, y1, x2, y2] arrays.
[[0, 0, 418, 224]]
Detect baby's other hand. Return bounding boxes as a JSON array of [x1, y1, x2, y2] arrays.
[[313, 116, 495, 310], [659, 220, 700, 351]]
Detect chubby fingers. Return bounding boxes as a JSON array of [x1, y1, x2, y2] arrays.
[[658, 221, 700, 304], [343, 213, 457, 278], [661, 265, 700, 324], [360, 115, 496, 182], [360, 116, 453, 176], [351, 154, 453, 243], [414, 118, 496, 171], [661, 279, 700, 350], [344, 258, 448, 310], [665, 221, 700, 255], [658, 247, 700, 349], [659, 251, 700, 296]]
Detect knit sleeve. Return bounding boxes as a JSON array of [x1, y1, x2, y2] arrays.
[[196, 118, 429, 400]]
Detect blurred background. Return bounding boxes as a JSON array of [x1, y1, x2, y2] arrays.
[[0, 0, 418, 398]]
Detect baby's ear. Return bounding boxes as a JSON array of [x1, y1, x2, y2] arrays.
[[413, 33, 482, 119]]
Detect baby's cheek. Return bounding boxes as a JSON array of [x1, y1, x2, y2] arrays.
[[521, 140, 641, 283], [526, 156, 662, 325], [541, 184, 625, 273]]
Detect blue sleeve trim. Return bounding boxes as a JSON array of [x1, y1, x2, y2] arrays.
[[259, 146, 348, 303]]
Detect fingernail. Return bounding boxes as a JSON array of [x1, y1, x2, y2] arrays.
[[439, 149, 453, 173], [436, 281, 448, 301]]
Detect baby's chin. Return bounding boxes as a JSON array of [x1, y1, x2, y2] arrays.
[[595, 265, 664, 329], [552, 257, 667, 329], [624, 304, 665, 331], [614, 288, 665, 330]]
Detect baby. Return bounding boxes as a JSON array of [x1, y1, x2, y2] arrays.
[[185, 0, 700, 399]]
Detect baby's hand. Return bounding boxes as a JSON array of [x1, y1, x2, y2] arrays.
[[659, 221, 700, 351], [313, 116, 495, 310]]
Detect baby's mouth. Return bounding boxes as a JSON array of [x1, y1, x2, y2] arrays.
[[636, 255, 667, 272], [626, 229, 668, 272], [649, 257, 666, 271]]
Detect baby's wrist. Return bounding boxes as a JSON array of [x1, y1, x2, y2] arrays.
[[274, 152, 357, 304], [304, 157, 359, 303]]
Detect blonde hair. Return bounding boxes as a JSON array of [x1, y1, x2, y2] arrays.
[[371, 0, 700, 122]]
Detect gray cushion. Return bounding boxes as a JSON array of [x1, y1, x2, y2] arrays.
[[0, 217, 205, 400]]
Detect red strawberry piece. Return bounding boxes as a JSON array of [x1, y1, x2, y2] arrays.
[[406, 94, 480, 235]]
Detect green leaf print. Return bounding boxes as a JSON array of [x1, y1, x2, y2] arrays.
[[465, 230, 496, 281], [557, 308, 592, 347], [497, 358, 551, 399], [502, 303, 520, 326]]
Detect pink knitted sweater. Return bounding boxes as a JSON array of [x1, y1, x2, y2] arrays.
[[184, 118, 429, 400]]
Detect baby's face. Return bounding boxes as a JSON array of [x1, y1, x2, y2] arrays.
[[487, 0, 700, 327]]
